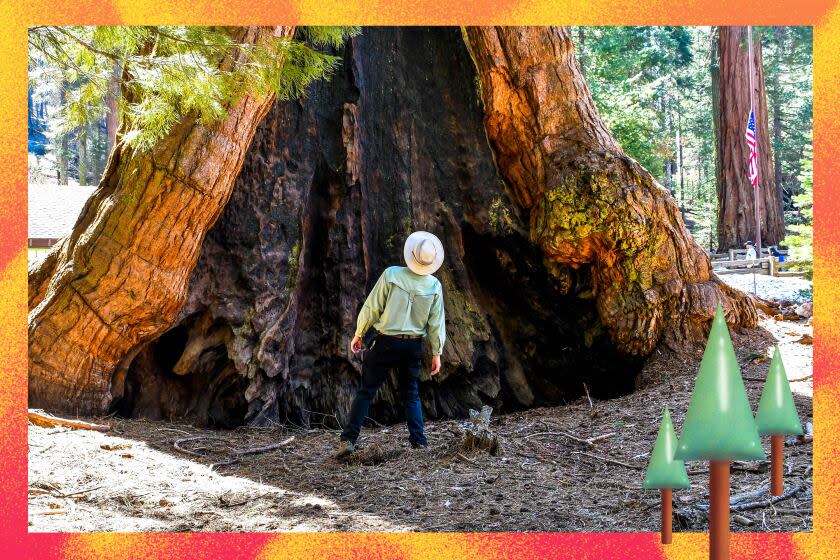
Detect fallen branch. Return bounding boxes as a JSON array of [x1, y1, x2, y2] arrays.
[[582, 382, 593, 408], [210, 458, 239, 470], [28, 409, 110, 432], [524, 431, 615, 446], [731, 484, 808, 512], [173, 436, 230, 457], [231, 436, 295, 456], [156, 427, 192, 436], [571, 451, 643, 470], [695, 483, 807, 512], [730, 484, 771, 505], [209, 437, 296, 469], [219, 492, 270, 508], [33, 485, 105, 499], [456, 452, 479, 466], [585, 432, 616, 445]]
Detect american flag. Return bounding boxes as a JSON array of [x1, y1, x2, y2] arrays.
[[745, 110, 758, 187]]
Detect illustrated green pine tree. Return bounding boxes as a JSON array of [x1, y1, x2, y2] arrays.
[[644, 407, 690, 490], [756, 346, 803, 496], [674, 303, 764, 560], [755, 346, 803, 436], [644, 407, 688, 544], [674, 304, 764, 462]]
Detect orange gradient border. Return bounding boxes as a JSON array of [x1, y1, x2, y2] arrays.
[[2, 1, 838, 558]]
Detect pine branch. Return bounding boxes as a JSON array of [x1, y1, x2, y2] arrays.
[[52, 27, 121, 61]]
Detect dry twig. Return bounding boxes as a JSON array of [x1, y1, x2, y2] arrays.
[[572, 451, 643, 470], [232, 436, 295, 456], [523, 431, 615, 447], [173, 436, 230, 457]]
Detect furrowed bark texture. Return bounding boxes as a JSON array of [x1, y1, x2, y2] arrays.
[[714, 26, 784, 250], [28, 26, 295, 415], [118, 27, 642, 427], [463, 26, 757, 356]]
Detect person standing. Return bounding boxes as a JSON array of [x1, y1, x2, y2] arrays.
[[744, 240, 758, 260], [336, 231, 446, 458]]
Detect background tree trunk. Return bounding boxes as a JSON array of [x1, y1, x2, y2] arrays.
[[77, 124, 87, 185], [463, 26, 756, 356], [112, 27, 755, 429], [714, 26, 784, 250], [28, 26, 295, 416], [58, 82, 69, 185], [105, 62, 120, 154], [116, 27, 644, 428], [771, 27, 787, 212]]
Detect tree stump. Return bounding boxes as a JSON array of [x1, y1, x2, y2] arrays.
[[462, 405, 502, 456]]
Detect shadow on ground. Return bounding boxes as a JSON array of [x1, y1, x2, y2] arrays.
[[28, 319, 813, 533]]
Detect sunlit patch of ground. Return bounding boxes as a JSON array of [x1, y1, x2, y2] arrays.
[[28, 425, 409, 532]]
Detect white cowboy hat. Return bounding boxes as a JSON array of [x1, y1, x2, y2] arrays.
[[404, 231, 444, 275]]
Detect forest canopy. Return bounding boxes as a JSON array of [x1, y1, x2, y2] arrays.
[[28, 26, 358, 162]]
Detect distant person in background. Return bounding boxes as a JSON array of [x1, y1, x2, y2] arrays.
[[769, 245, 786, 262], [745, 240, 757, 261]]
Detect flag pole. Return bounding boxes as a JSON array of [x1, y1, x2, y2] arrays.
[[748, 26, 762, 282]]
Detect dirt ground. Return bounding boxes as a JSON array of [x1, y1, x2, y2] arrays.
[[28, 313, 813, 533]]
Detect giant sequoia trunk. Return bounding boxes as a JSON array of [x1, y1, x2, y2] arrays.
[[713, 26, 784, 250], [28, 26, 295, 415], [463, 26, 756, 356], [112, 27, 756, 429]]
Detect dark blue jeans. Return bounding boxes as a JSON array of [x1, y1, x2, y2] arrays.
[[341, 334, 427, 446]]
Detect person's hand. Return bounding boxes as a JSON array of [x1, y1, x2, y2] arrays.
[[350, 336, 363, 354], [430, 354, 441, 376]]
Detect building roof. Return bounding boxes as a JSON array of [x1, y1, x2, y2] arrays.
[[28, 184, 97, 240]]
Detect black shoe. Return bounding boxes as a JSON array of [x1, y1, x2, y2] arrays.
[[410, 440, 428, 449]]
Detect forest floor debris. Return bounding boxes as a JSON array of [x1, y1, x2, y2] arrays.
[[29, 312, 812, 532]]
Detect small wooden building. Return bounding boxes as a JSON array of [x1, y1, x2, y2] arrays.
[[28, 184, 96, 265]]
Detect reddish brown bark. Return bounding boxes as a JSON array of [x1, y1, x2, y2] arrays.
[[28, 26, 295, 415], [709, 461, 731, 560], [714, 26, 783, 250], [117, 27, 646, 427], [464, 26, 757, 356], [771, 434, 784, 496], [661, 488, 673, 544]]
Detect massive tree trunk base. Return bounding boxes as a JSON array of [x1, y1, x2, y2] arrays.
[[31, 27, 757, 428], [114, 27, 648, 429], [27, 27, 296, 416]]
